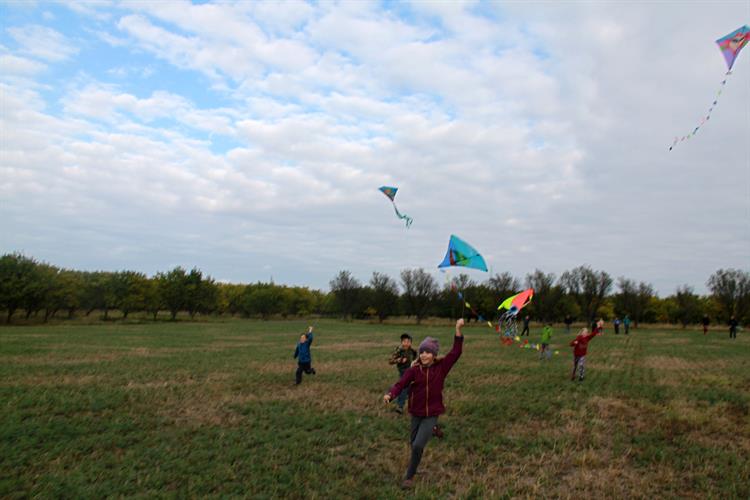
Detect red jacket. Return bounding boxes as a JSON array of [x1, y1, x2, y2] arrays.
[[570, 330, 599, 357], [388, 335, 463, 417]]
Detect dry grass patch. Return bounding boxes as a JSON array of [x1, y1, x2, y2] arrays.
[[1, 373, 106, 387]]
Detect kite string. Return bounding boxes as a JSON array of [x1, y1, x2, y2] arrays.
[[669, 70, 732, 151]]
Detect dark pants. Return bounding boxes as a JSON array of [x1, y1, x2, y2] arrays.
[[406, 415, 438, 479], [614, 324, 620, 334], [521, 325, 530, 336], [730, 327, 737, 339], [396, 367, 410, 408], [625, 324, 630, 335], [295, 362, 315, 384]]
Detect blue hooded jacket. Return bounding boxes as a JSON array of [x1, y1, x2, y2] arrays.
[[293, 333, 314, 363]]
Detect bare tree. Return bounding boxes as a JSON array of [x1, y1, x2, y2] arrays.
[[559, 265, 613, 322], [525, 269, 560, 322], [707, 269, 750, 322], [369, 272, 399, 323], [614, 278, 655, 328], [401, 268, 438, 324], [329, 270, 361, 320]]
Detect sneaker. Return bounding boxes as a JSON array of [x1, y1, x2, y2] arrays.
[[579, 376, 584, 382], [401, 478, 415, 489], [311, 368, 316, 375], [432, 425, 444, 438], [395, 406, 403, 414]]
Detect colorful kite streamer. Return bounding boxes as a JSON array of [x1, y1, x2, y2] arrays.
[[378, 186, 413, 228], [669, 25, 749, 151]]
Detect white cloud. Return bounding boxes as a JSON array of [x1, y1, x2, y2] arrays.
[[7, 24, 78, 61], [1, 2, 747, 293]]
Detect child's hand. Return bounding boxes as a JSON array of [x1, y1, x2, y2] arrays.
[[308, 326, 314, 333], [383, 394, 392, 404], [456, 318, 465, 336]]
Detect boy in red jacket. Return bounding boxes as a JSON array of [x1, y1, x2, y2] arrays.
[[570, 327, 599, 381], [384, 319, 464, 489]]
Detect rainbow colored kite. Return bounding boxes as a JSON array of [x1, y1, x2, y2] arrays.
[[378, 186, 412, 228], [438, 235, 488, 272], [497, 288, 534, 316], [670, 25, 749, 151]]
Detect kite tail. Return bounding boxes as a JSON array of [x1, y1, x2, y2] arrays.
[[669, 71, 732, 151], [392, 203, 413, 228]]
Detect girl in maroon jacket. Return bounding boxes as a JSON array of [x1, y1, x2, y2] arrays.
[[384, 319, 464, 489], [570, 327, 599, 381]]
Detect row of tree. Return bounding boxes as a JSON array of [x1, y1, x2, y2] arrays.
[[1, 253, 748, 326], [329, 267, 750, 327]]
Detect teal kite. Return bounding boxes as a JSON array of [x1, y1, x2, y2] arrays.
[[437, 235, 487, 272], [379, 186, 412, 228], [670, 25, 749, 151]]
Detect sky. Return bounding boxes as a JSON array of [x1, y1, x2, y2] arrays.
[[1, 1, 748, 295]]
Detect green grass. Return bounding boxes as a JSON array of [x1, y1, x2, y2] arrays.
[[1, 320, 748, 498]]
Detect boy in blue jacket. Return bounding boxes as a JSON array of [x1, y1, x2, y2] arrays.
[[293, 326, 316, 385]]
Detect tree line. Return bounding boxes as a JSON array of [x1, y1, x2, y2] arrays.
[[1, 253, 748, 326]]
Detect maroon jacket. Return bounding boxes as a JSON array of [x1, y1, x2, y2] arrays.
[[570, 330, 599, 357], [388, 335, 463, 417]]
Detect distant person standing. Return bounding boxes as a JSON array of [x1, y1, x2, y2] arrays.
[[623, 315, 631, 335], [729, 316, 739, 339], [614, 317, 621, 334], [521, 315, 531, 336], [702, 314, 710, 335], [564, 315, 573, 334]]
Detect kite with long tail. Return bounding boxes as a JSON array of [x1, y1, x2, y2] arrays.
[[378, 186, 413, 228], [670, 25, 749, 151]]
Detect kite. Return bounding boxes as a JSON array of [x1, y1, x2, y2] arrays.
[[437, 235, 488, 272], [497, 288, 534, 338], [378, 186, 413, 228], [497, 288, 534, 314], [669, 25, 749, 151]]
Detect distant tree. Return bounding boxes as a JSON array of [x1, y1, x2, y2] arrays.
[[559, 266, 613, 322], [524, 269, 560, 322], [329, 270, 361, 320], [158, 267, 188, 320], [707, 268, 750, 322], [486, 272, 521, 299], [113, 271, 148, 319], [241, 283, 283, 319], [613, 278, 655, 328], [0, 253, 42, 323], [672, 285, 701, 328], [369, 272, 399, 323], [400, 268, 438, 324], [218, 283, 245, 316], [142, 278, 163, 320]]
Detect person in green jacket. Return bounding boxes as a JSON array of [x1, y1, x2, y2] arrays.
[[540, 322, 553, 361], [623, 315, 631, 335]]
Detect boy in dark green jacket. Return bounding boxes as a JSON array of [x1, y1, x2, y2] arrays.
[[388, 333, 417, 414]]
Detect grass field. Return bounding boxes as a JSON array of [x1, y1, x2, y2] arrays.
[[1, 319, 748, 498]]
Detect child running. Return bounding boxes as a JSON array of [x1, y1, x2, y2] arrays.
[[293, 326, 316, 385], [569, 327, 599, 382], [388, 333, 418, 414], [383, 319, 465, 489]]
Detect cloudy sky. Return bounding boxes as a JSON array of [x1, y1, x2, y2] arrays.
[[1, 1, 748, 295]]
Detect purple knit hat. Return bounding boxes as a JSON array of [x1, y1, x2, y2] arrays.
[[418, 337, 440, 356]]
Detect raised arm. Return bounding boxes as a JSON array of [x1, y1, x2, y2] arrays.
[[441, 319, 465, 373]]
